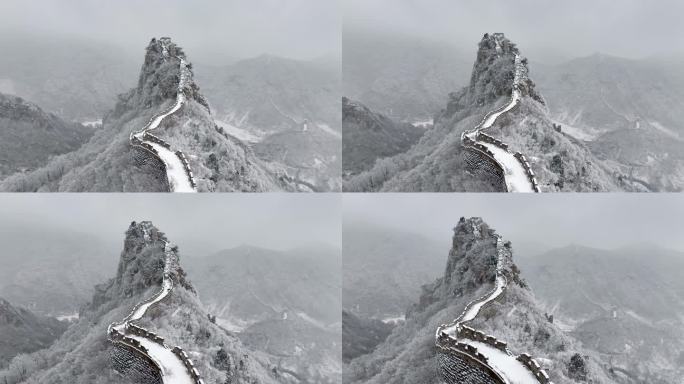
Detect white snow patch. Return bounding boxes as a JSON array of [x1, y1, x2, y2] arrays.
[[382, 315, 405, 325], [317, 123, 342, 139], [411, 119, 433, 129], [81, 119, 102, 128], [147, 142, 195, 193], [624, 310, 654, 326], [56, 313, 79, 322], [216, 120, 262, 143], [649, 121, 682, 141], [296, 312, 327, 330], [482, 143, 535, 193]]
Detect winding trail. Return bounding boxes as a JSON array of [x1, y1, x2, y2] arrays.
[[461, 35, 539, 193], [130, 38, 197, 193], [436, 225, 552, 384], [108, 222, 203, 384]]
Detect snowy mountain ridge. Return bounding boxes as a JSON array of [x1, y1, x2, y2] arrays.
[[344, 217, 624, 384], [107, 221, 202, 384], [343, 33, 635, 192], [436, 218, 552, 384], [129, 38, 197, 193], [0, 37, 299, 192]]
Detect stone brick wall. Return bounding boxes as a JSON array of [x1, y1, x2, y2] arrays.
[[132, 145, 170, 191], [438, 350, 505, 384], [463, 147, 507, 192], [110, 342, 162, 384]]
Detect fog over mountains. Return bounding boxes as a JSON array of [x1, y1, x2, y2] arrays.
[[0, 33, 341, 191], [0, 194, 341, 383], [343, 221, 684, 383], [342, 28, 684, 191], [342, 195, 684, 384]]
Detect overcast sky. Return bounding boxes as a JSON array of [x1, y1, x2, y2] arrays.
[[0, 0, 340, 62], [0, 194, 341, 258], [344, 0, 684, 62], [344, 194, 684, 256]]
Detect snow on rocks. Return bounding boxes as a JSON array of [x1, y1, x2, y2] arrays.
[[130, 39, 197, 193], [108, 224, 203, 384], [436, 234, 553, 384], [461, 53, 540, 193]]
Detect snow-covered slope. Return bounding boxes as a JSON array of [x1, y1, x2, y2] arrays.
[[344, 33, 632, 192], [344, 217, 622, 384], [0, 221, 292, 384], [0, 38, 298, 192]]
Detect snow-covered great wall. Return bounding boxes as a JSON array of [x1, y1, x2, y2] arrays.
[[461, 33, 540, 193], [108, 221, 204, 384], [435, 222, 552, 384], [130, 37, 197, 193]]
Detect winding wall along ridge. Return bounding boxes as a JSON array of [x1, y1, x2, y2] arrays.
[[435, 222, 552, 384], [108, 221, 204, 384], [460, 34, 540, 193], [130, 37, 197, 193]]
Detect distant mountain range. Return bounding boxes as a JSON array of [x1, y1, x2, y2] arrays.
[[0, 223, 115, 316], [518, 244, 684, 382], [344, 218, 620, 384], [195, 55, 342, 190], [343, 222, 445, 319], [0, 298, 67, 369], [0, 35, 139, 122], [0, 93, 93, 178], [343, 29, 471, 123], [0, 38, 299, 192], [343, 31, 684, 191], [0, 35, 340, 191], [0, 221, 295, 384], [185, 244, 342, 383], [342, 97, 424, 176], [533, 54, 684, 191]]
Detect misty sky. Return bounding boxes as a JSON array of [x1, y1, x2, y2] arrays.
[[0, 0, 340, 62], [0, 194, 341, 258], [344, 194, 684, 256], [344, 0, 684, 61]]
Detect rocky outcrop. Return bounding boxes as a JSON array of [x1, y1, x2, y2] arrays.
[[344, 32, 627, 192], [344, 217, 620, 384], [0, 93, 93, 178], [0, 38, 297, 192], [342, 97, 424, 176], [567, 353, 588, 381], [0, 298, 68, 367], [91, 221, 193, 310], [444, 33, 543, 119]]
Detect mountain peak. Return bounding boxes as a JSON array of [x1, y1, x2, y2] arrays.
[[446, 32, 543, 112], [443, 217, 499, 286], [90, 221, 194, 309], [132, 37, 209, 112]]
